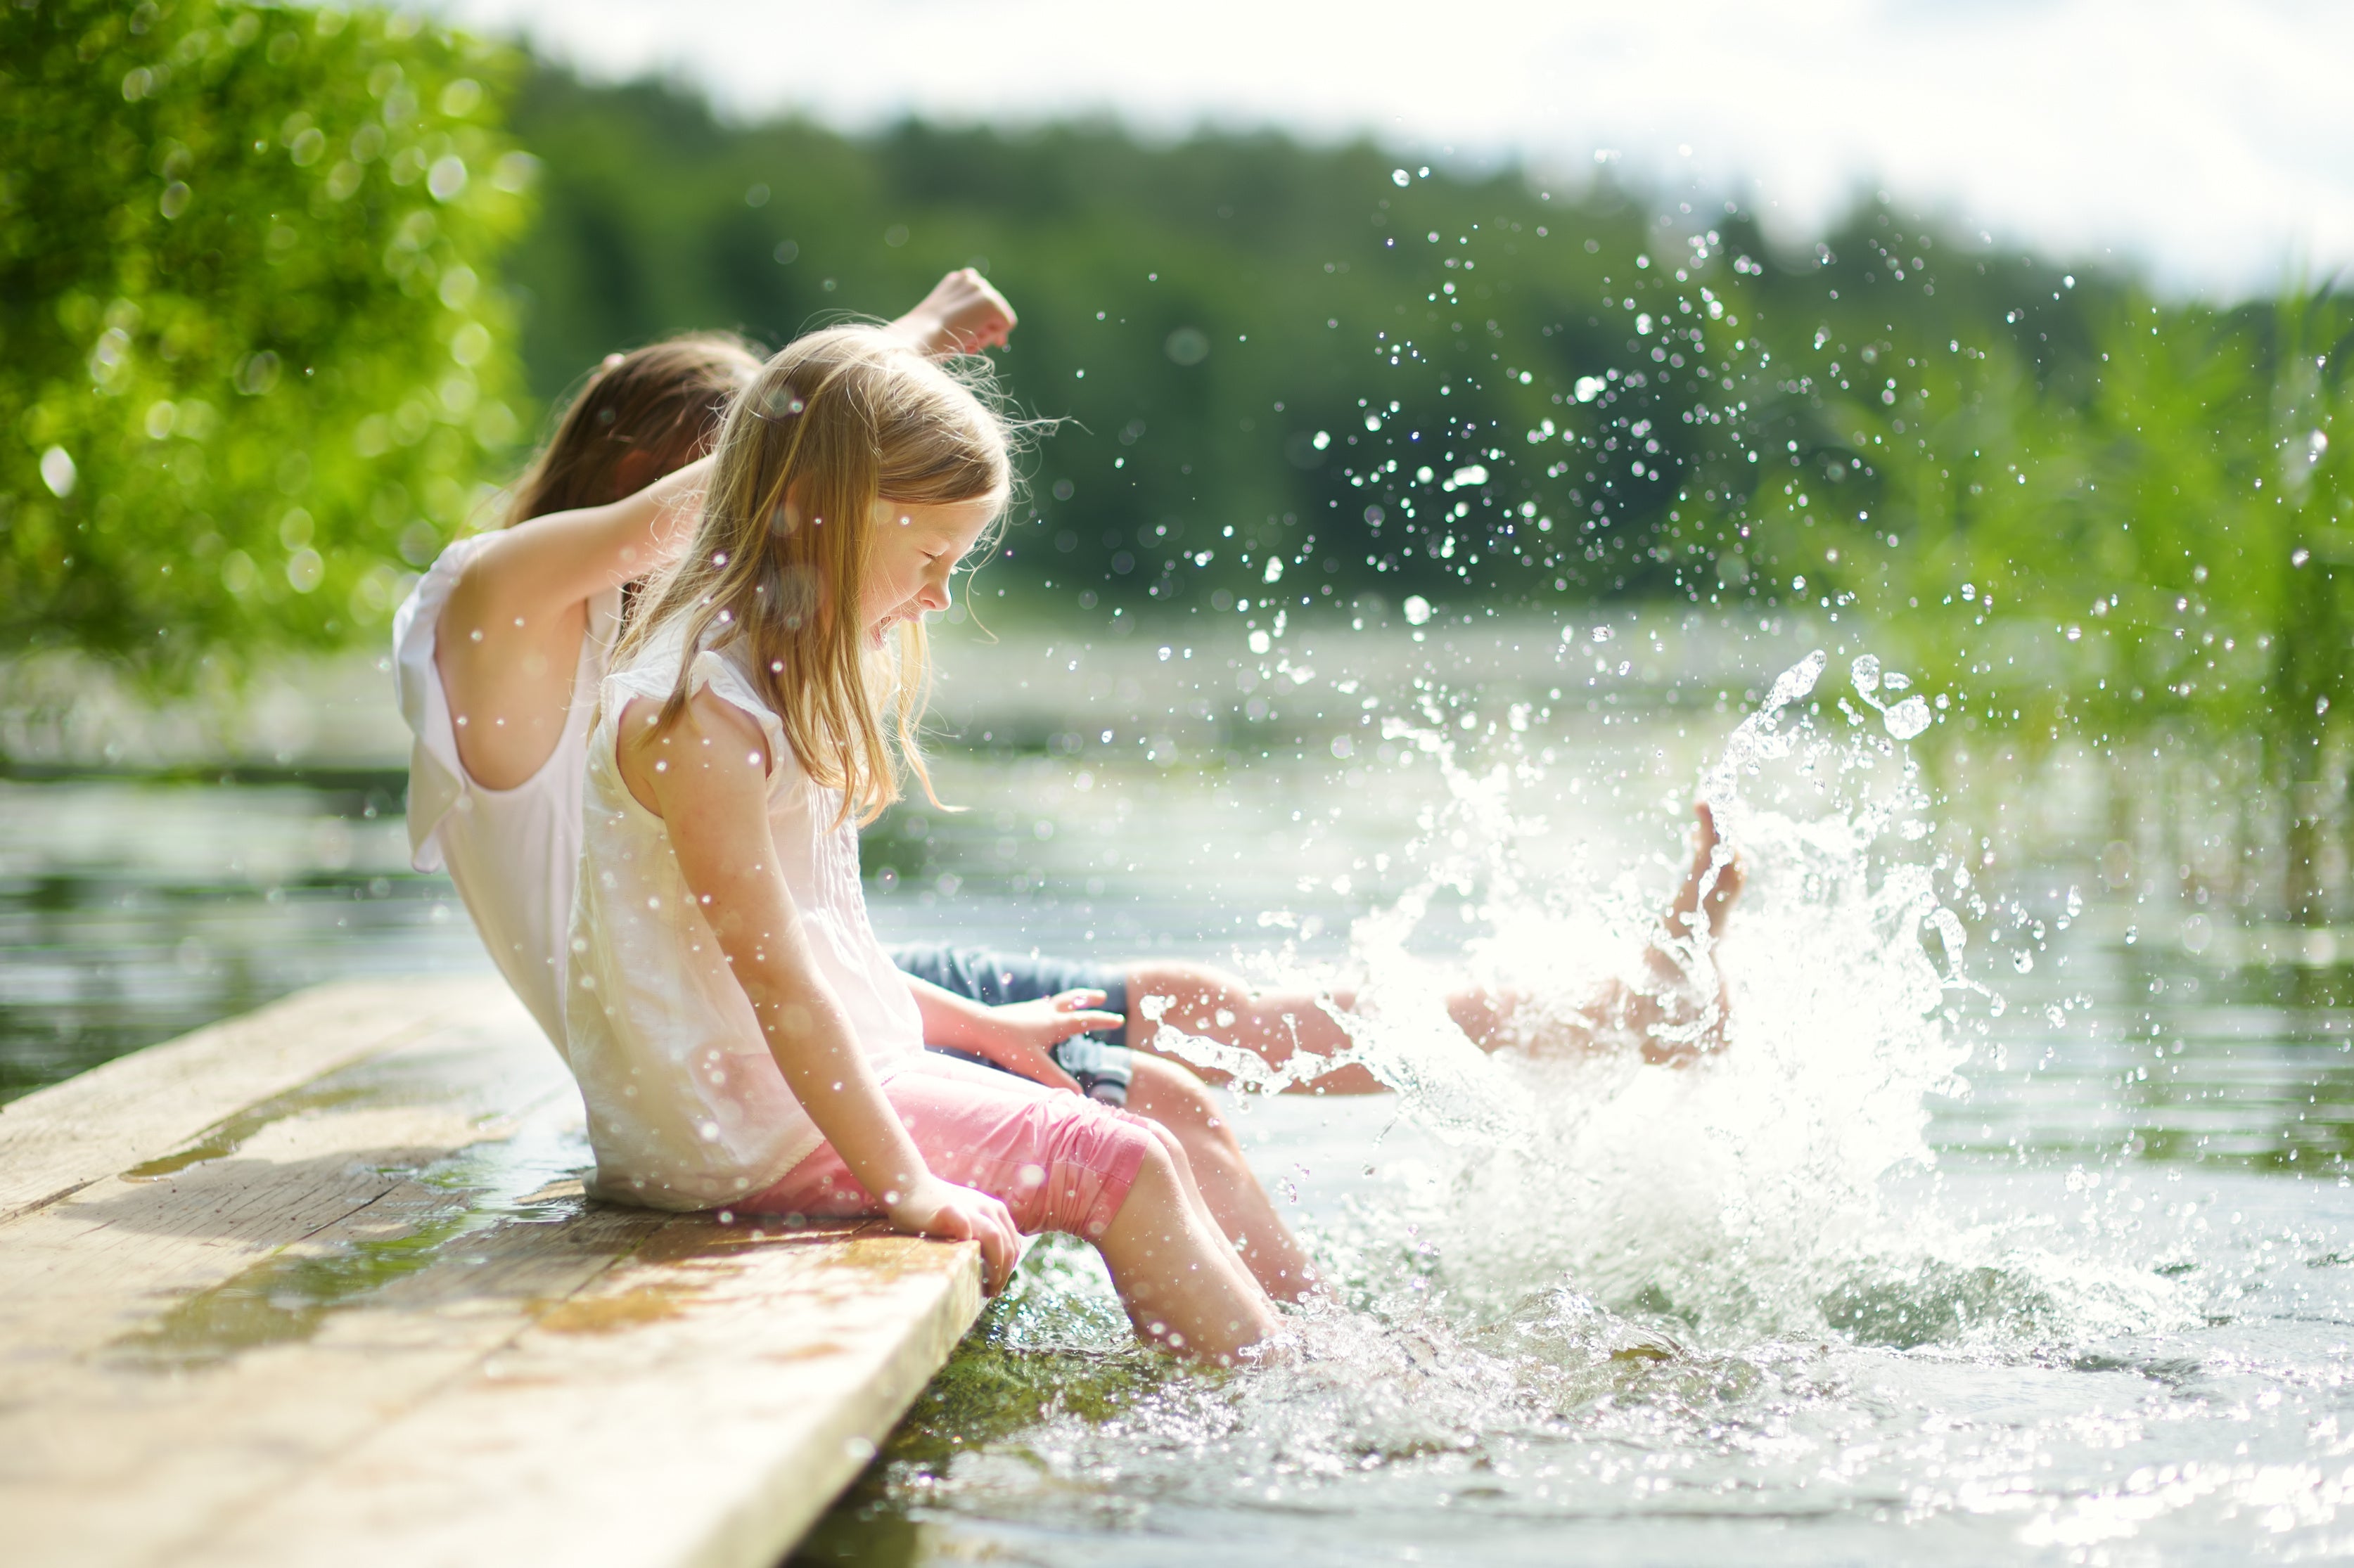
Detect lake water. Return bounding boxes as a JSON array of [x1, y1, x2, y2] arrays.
[[4, 625, 2350, 1565]]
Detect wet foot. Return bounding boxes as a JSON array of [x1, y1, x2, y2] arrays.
[[1666, 801, 1744, 946], [1632, 802, 1741, 1062]]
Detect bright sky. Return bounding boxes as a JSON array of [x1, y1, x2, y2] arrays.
[[431, 0, 2354, 298]]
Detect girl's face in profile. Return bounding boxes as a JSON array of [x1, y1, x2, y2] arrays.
[[860, 494, 1002, 646]]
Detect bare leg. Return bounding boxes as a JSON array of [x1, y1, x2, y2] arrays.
[[1095, 1134, 1281, 1363], [1453, 802, 1746, 1064], [1125, 1056, 1319, 1302], [1126, 804, 1744, 1086], [1122, 965, 1386, 1093], [1132, 1114, 1277, 1311]]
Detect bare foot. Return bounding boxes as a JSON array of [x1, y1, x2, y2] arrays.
[[1487, 805, 1744, 1065], [1625, 803, 1742, 1063], [1666, 801, 1744, 946]]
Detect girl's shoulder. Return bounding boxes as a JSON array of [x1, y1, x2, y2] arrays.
[[390, 534, 494, 676], [602, 624, 790, 765]]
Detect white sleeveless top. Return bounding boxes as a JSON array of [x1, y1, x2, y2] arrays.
[[391, 536, 622, 1049], [563, 629, 925, 1210]]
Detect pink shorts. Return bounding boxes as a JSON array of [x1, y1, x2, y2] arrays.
[[743, 1054, 1156, 1240]]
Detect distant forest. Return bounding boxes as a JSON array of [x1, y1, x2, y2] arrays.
[[499, 70, 2354, 918], [499, 67, 2107, 620]]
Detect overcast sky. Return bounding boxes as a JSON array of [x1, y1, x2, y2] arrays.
[[431, 0, 2353, 298]]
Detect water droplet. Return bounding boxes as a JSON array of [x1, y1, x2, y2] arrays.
[[427, 154, 468, 201], [1883, 695, 1931, 740], [38, 446, 76, 497]]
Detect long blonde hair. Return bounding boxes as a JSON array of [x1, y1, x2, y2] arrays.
[[618, 326, 1012, 823]]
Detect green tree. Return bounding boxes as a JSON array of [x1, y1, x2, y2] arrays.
[[501, 71, 1682, 617], [1, 0, 532, 674]]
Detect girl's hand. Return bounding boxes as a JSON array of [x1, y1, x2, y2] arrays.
[[885, 1175, 1021, 1295], [890, 268, 1018, 356], [970, 989, 1127, 1093]]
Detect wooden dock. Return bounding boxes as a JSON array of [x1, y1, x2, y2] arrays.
[[0, 978, 994, 1567]]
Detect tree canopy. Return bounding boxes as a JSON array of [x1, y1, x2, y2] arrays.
[[1, 0, 532, 674]]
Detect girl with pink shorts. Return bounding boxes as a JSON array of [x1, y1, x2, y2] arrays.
[[748, 1053, 1147, 1240], [563, 326, 1277, 1363]]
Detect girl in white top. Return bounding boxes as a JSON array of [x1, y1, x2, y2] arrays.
[[392, 281, 1326, 1306], [392, 278, 1011, 1046], [568, 327, 1277, 1362], [393, 342, 727, 1043]]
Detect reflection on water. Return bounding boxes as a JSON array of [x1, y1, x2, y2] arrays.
[[7, 628, 2354, 1565], [0, 771, 482, 1101]]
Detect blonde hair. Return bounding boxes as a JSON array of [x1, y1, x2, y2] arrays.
[[618, 326, 1013, 823]]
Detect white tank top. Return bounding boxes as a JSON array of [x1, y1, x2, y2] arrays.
[[563, 628, 925, 1210], [391, 536, 622, 1049]]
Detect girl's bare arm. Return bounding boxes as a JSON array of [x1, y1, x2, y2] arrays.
[[625, 688, 1020, 1291], [904, 975, 1124, 1093], [435, 456, 713, 790]]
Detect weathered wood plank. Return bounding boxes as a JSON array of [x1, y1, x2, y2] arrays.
[[0, 1004, 571, 1352], [0, 1003, 601, 1564], [0, 979, 997, 1568], [181, 1220, 981, 1568], [1, 1184, 668, 1567], [0, 976, 516, 1225]]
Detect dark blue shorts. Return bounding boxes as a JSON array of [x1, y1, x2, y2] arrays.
[[890, 944, 1134, 1104]]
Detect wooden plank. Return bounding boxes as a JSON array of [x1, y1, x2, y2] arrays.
[[0, 979, 998, 1568], [0, 1002, 599, 1564], [181, 1219, 983, 1568], [0, 1011, 574, 1362], [0, 975, 516, 1225], [0, 1185, 670, 1567]]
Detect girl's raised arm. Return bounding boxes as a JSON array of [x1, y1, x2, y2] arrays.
[[435, 456, 712, 788], [444, 455, 712, 655], [885, 267, 1016, 356], [622, 686, 1021, 1292]]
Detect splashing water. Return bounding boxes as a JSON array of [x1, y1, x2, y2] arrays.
[[809, 645, 2342, 1567], [1134, 651, 2170, 1349]]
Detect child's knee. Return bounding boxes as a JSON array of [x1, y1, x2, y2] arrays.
[[1144, 1119, 1193, 1175], [1128, 961, 1245, 1032], [1135, 1058, 1211, 1122], [1108, 1123, 1186, 1218], [1040, 1109, 1165, 1240], [1163, 1089, 1245, 1167]]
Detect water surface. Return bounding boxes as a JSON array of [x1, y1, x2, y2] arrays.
[[4, 630, 2349, 1567]]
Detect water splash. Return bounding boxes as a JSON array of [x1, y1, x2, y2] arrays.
[[811, 646, 2326, 1567], [1144, 649, 2182, 1352]]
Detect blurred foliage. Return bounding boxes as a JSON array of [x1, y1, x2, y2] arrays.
[[506, 76, 2250, 640], [1758, 278, 2353, 915], [1738, 262, 2353, 754], [1, 0, 532, 676], [503, 70, 1676, 613], [504, 75, 2345, 693], [10, 34, 2345, 833], [501, 73, 2351, 906]]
